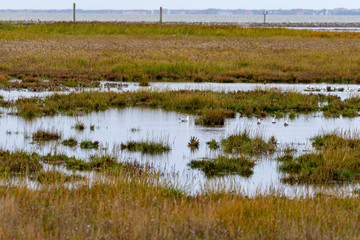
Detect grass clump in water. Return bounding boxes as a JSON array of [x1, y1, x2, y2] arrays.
[[195, 109, 235, 126], [31, 171, 84, 184], [65, 155, 123, 171], [221, 130, 277, 156], [139, 81, 150, 87], [206, 139, 220, 150], [188, 136, 200, 150], [32, 130, 61, 142], [62, 138, 78, 147], [278, 131, 360, 183], [120, 141, 170, 154], [80, 141, 99, 149], [0, 150, 42, 175], [41, 154, 140, 173], [74, 122, 85, 131], [188, 155, 255, 177]]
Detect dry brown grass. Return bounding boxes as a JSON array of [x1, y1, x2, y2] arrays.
[[0, 174, 360, 239]]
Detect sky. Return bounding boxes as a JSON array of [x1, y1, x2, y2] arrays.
[[0, 0, 358, 10]]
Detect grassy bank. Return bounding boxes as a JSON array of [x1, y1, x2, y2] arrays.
[[1, 161, 360, 239], [0, 22, 360, 83], [1, 149, 360, 239]]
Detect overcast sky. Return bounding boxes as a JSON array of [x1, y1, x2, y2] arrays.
[[1, 0, 358, 10]]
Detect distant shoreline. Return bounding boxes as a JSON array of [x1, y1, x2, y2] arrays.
[[2, 20, 360, 30]]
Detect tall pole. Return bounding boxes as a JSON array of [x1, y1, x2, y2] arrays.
[[73, 3, 76, 23], [160, 7, 163, 24], [263, 11, 268, 24]]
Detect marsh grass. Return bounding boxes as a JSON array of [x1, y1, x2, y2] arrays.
[[32, 130, 61, 142], [12, 89, 320, 118], [188, 136, 200, 150], [0, 150, 42, 175], [1, 149, 360, 238], [139, 81, 150, 87], [3, 22, 357, 37], [221, 129, 277, 156], [120, 140, 170, 154], [206, 139, 220, 150], [1, 22, 360, 85], [189, 155, 255, 177], [74, 122, 85, 131], [62, 138, 78, 147], [278, 130, 360, 183], [41, 154, 121, 171], [322, 96, 360, 118], [80, 140, 99, 149], [195, 109, 235, 126], [41, 153, 149, 174], [31, 171, 84, 184]]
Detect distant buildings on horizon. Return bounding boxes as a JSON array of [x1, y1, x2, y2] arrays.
[[0, 8, 360, 15]]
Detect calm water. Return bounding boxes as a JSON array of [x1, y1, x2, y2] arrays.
[[1, 13, 360, 24], [1, 105, 359, 196]]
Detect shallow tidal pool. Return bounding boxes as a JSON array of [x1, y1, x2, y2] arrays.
[[1, 105, 360, 196]]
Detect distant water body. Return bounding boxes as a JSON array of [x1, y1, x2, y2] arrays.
[[1, 13, 360, 23]]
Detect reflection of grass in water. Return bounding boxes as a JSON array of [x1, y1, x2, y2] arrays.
[[121, 140, 170, 154], [278, 130, 360, 183], [188, 155, 255, 177]]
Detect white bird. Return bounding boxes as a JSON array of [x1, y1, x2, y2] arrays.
[[272, 117, 276, 124], [179, 116, 190, 122], [257, 119, 261, 125], [284, 120, 289, 127]]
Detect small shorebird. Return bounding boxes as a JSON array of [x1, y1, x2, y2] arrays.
[[272, 117, 276, 124], [179, 116, 190, 122], [284, 120, 289, 126], [257, 119, 261, 125]]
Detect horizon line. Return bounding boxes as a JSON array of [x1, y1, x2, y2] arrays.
[[1, 7, 360, 11]]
